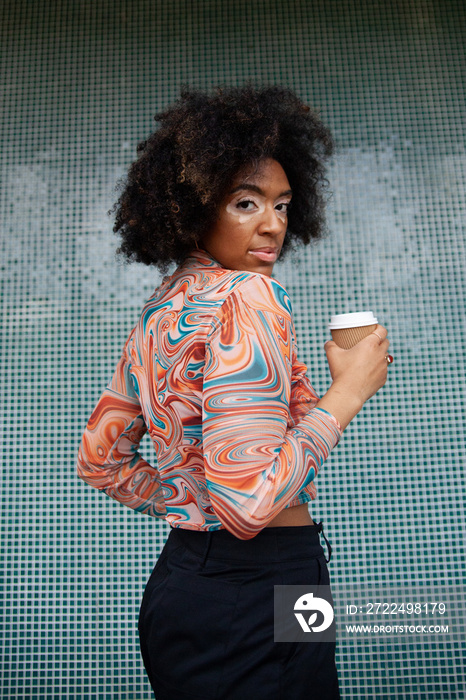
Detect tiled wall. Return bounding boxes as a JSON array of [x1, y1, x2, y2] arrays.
[[1, 1, 465, 697]]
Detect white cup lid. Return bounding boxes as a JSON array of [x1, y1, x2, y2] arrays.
[[329, 311, 378, 330]]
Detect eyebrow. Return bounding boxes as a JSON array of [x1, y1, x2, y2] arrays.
[[229, 183, 293, 197]]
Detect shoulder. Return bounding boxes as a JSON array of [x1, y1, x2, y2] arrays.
[[157, 254, 292, 318], [224, 273, 292, 319], [139, 262, 293, 341], [205, 273, 293, 346]]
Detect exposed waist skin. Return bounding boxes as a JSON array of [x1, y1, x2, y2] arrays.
[[264, 503, 314, 527]]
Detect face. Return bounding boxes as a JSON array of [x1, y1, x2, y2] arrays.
[[202, 158, 292, 276]]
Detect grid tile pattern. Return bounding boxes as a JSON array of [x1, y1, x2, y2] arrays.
[[1, 1, 465, 697]]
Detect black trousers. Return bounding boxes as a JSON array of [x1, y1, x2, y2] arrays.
[[138, 524, 340, 700]]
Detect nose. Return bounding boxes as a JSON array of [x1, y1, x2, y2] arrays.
[[257, 204, 286, 236]]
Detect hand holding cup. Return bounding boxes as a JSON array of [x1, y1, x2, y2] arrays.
[[317, 312, 392, 431]]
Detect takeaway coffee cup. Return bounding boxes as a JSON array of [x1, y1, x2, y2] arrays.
[[329, 311, 378, 349]]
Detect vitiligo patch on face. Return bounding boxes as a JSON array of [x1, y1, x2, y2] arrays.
[[225, 199, 265, 224], [275, 207, 287, 223], [225, 198, 288, 225]]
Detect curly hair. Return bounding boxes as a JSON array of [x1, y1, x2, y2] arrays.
[[112, 85, 334, 270]]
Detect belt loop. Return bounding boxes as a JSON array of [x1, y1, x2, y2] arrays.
[[316, 520, 332, 563], [201, 531, 213, 567]]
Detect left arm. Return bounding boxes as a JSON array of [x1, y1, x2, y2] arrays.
[[77, 334, 167, 517]]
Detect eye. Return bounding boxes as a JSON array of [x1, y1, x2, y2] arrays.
[[236, 199, 257, 211], [275, 201, 290, 214]]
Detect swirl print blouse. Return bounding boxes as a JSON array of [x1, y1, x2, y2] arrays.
[[77, 250, 342, 540]]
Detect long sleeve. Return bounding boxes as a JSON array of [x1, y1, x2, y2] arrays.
[[202, 276, 341, 540], [77, 334, 167, 518]]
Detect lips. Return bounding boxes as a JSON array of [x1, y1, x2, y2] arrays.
[[249, 248, 278, 263]]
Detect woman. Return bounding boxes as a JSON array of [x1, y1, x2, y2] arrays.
[[77, 86, 390, 699]]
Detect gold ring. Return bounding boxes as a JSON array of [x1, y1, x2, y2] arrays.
[[371, 331, 383, 343], [386, 354, 394, 365]]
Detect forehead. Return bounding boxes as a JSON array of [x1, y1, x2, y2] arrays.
[[230, 158, 290, 191]]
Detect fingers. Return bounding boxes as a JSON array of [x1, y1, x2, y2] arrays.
[[370, 325, 388, 342]]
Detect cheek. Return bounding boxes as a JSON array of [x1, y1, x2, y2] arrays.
[[225, 201, 265, 225]]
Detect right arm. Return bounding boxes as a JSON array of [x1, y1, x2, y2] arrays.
[[316, 326, 390, 430], [201, 277, 342, 540]]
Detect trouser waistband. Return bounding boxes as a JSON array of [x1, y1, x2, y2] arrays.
[[169, 522, 332, 564]]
